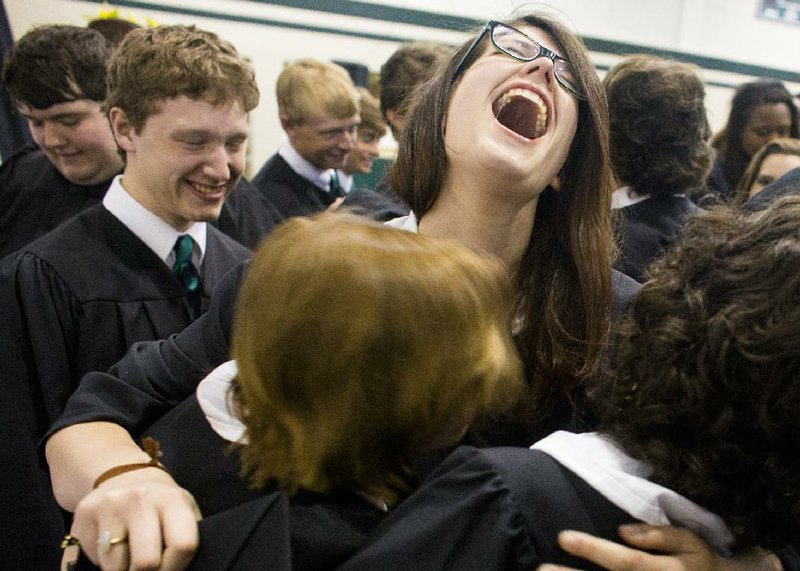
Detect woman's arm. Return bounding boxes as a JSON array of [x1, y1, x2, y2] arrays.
[[47, 422, 201, 570]]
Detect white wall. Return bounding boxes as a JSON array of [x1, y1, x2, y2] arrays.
[[6, 0, 800, 172]]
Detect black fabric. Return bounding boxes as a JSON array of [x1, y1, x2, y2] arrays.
[[251, 153, 335, 220], [706, 156, 736, 201], [340, 188, 410, 222], [338, 446, 636, 571], [0, 146, 114, 257], [144, 395, 261, 516], [742, 166, 800, 212], [0, 206, 250, 568], [214, 177, 283, 249], [614, 194, 699, 283], [188, 489, 385, 571]]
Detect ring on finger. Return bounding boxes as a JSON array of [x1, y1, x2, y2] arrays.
[[97, 530, 128, 554]]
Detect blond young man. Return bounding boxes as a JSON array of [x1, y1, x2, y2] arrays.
[[250, 59, 360, 221]]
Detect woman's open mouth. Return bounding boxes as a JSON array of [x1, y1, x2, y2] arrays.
[[492, 88, 548, 140]]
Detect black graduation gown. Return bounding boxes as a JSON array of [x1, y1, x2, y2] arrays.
[[614, 194, 699, 283], [214, 177, 283, 249], [0, 146, 114, 258], [251, 153, 335, 220], [337, 446, 636, 571], [0, 204, 250, 569]]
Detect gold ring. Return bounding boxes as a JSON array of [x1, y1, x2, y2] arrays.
[[61, 534, 81, 549], [97, 530, 128, 554]]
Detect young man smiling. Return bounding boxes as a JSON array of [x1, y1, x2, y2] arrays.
[[0, 25, 123, 257], [249, 58, 360, 221], [0, 25, 256, 568]]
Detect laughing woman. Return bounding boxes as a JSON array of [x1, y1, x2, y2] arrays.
[[388, 13, 630, 444]]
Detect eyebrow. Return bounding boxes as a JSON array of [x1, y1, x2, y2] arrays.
[[20, 111, 91, 121], [172, 129, 248, 141]]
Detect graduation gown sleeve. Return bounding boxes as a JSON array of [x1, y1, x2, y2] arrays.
[[47, 259, 248, 438], [338, 446, 635, 571]]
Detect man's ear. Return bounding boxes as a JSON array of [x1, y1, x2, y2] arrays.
[[279, 113, 294, 133], [108, 107, 135, 152]]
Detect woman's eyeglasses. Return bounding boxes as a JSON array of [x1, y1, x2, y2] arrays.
[[453, 21, 586, 100]]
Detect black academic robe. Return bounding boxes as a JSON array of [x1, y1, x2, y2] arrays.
[[614, 194, 699, 283], [214, 177, 283, 249], [0, 146, 114, 258], [338, 446, 636, 571], [0, 205, 250, 569], [251, 153, 335, 220]]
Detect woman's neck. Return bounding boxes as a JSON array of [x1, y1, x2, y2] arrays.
[[418, 181, 538, 275]]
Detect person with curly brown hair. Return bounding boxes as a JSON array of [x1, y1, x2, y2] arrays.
[[606, 55, 708, 282], [340, 196, 800, 570]]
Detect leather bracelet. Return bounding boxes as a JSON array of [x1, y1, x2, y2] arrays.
[[93, 437, 170, 489]]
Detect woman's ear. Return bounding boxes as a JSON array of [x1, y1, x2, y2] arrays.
[[108, 107, 135, 152], [550, 173, 563, 191]]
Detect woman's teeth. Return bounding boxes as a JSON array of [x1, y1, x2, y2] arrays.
[[493, 88, 548, 139]]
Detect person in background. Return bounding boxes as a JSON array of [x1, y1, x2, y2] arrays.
[[249, 59, 360, 220], [733, 137, 800, 203], [339, 87, 409, 221], [706, 79, 798, 201], [378, 41, 452, 139], [606, 55, 708, 283], [340, 196, 800, 571], [0, 24, 256, 568], [340, 87, 387, 191], [0, 25, 123, 257], [86, 17, 139, 46]]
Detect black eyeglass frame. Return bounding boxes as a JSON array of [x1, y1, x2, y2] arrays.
[[452, 20, 586, 100]]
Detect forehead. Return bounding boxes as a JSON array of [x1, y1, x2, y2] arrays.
[[18, 99, 101, 119], [482, 23, 564, 58], [761, 152, 800, 172], [143, 96, 248, 132], [303, 114, 360, 130], [748, 102, 792, 125]]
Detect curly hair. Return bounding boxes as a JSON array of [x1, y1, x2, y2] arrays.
[[604, 55, 711, 195], [107, 25, 259, 131], [593, 196, 800, 551]]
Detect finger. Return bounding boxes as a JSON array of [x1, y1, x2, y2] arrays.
[[537, 564, 582, 571], [556, 530, 664, 571], [69, 502, 101, 565], [124, 495, 168, 570], [158, 490, 202, 571], [95, 513, 132, 571], [616, 524, 705, 554]]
